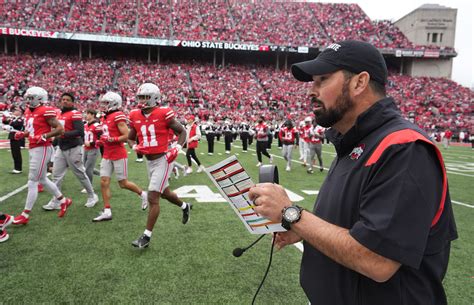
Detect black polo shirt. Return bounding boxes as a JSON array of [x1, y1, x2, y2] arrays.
[[300, 98, 457, 305]]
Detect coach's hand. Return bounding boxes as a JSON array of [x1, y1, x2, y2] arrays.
[[274, 231, 302, 250], [165, 144, 182, 164], [249, 183, 292, 223]]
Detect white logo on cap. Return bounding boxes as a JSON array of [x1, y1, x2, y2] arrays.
[[326, 43, 341, 52]]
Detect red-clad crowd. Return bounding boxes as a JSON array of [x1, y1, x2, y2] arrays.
[[138, 1, 171, 39], [0, 1, 434, 50], [29, 0, 70, 31], [1, 54, 472, 134]]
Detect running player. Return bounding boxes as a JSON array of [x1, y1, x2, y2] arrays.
[[279, 120, 299, 171], [128, 83, 191, 248], [42, 93, 99, 211], [92, 92, 148, 222], [12, 87, 73, 224], [83, 109, 102, 189]]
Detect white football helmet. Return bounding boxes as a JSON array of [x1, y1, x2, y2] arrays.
[[100, 92, 122, 112], [136, 83, 161, 109], [24, 86, 48, 108]]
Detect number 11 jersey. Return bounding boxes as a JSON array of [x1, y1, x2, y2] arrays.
[[129, 107, 175, 155]]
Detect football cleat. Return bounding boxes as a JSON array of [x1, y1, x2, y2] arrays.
[[182, 203, 191, 224], [0, 230, 9, 243], [196, 165, 205, 173], [92, 209, 112, 222], [58, 198, 73, 218], [85, 194, 99, 208], [0, 214, 13, 230], [132, 234, 151, 249], [43, 198, 61, 211], [13, 214, 29, 225]]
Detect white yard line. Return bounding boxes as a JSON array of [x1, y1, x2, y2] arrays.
[[0, 184, 28, 203]]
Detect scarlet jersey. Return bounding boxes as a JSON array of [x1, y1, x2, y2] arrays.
[[279, 126, 297, 144], [309, 125, 325, 144], [255, 123, 268, 140], [58, 109, 83, 138], [24, 105, 57, 149], [84, 121, 102, 150], [101, 111, 128, 160], [129, 107, 175, 155], [302, 124, 313, 142]]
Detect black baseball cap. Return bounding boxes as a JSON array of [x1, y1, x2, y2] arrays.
[[291, 40, 388, 86]]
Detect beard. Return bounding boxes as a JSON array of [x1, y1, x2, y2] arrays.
[[312, 81, 354, 128]]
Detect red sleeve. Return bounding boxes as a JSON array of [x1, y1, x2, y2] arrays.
[[71, 110, 83, 121], [43, 107, 58, 118], [164, 108, 175, 122], [114, 112, 127, 123]]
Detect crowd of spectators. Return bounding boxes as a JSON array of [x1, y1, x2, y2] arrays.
[[104, 2, 137, 36], [66, 1, 107, 34], [29, 1, 71, 31], [387, 75, 473, 131], [1, 1, 426, 50], [0, 1, 39, 28], [138, 1, 171, 39], [1, 53, 471, 134]]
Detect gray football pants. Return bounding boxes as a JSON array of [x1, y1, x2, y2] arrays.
[[52, 145, 95, 196], [83, 148, 99, 184], [282, 144, 293, 167], [306, 143, 323, 170]]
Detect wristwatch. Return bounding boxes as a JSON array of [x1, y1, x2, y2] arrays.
[[281, 205, 303, 230]]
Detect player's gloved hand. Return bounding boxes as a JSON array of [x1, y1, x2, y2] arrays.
[[100, 135, 120, 143], [95, 139, 104, 147], [32, 134, 47, 144], [165, 144, 182, 164], [132, 144, 147, 155], [14, 131, 25, 140]]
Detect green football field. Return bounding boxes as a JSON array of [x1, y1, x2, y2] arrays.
[[0, 137, 473, 304]]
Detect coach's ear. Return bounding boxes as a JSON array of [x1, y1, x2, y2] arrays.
[[351, 72, 370, 98]]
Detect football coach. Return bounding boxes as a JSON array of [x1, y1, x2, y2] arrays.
[[249, 40, 457, 305]]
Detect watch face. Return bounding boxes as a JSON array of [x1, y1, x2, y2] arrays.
[[285, 207, 300, 222]]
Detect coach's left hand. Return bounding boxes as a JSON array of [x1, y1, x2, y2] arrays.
[[249, 183, 292, 223]]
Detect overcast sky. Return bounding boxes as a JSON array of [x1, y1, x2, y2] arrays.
[[317, 0, 473, 88]]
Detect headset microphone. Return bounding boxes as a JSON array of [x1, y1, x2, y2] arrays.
[[232, 234, 266, 257]]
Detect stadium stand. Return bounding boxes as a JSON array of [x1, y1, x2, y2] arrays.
[[1, 53, 471, 133], [1, 1, 417, 49]]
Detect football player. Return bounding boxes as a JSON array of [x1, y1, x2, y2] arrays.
[[42, 93, 99, 211], [128, 83, 191, 248], [83, 109, 102, 188], [12, 87, 73, 224], [279, 120, 299, 171], [92, 92, 148, 222], [254, 116, 273, 166], [306, 121, 325, 174]]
